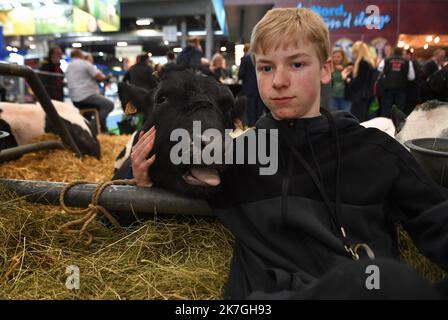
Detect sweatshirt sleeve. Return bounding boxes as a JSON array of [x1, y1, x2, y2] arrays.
[[389, 143, 448, 271]]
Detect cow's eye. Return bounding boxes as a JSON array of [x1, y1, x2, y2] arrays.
[[156, 95, 167, 104]]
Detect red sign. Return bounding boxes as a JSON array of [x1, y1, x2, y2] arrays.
[[275, 0, 448, 44]]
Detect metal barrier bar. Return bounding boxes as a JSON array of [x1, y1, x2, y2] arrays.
[[0, 179, 212, 216], [0, 141, 64, 163]]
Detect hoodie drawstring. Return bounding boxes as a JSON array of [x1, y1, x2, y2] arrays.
[[281, 152, 295, 225], [284, 109, 374, 260], [304, 121, 323, 182]]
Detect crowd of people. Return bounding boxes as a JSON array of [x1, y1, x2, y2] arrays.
[[38, 46, 113, 133], [35, 37, 447, 134], [330, 42, 447, 122], [167, 37, 448, 126]]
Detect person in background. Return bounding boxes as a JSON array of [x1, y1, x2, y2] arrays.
[[176, 37, 203, 68], [210, 53, 230, 83], [375, 43, 393, 111], [421, 49, 447, 101], [84, 53, 94, 64], [343, 41, 376, 122], [238, 43, 267, 127], [377, 47, 415, 118], [422, 48, 446, 80], [330, 48, 351, 112], [0, 84, 6, 101], [163, 51, 176, 70], [403, 49, 422, 114], [384, 43, 393, 58], [154, 63, 162, 73], [123, 53, 158, 92], [201, 57, 211, 68], [84, 53, 106, 95], [39, 46, 64, 101], [65, 49, 113, 133]]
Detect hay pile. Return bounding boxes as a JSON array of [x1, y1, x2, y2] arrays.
[[0, 134, 128, 182], [0, 134, 233, 299], [398, 226, 446, 283], [0, 134, 445, 299]]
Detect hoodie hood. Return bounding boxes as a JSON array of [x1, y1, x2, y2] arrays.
[[256, 109, 359, 135], [255, 109, 359, 148]]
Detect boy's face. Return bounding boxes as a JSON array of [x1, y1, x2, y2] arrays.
[[255, 39, 331, 120]]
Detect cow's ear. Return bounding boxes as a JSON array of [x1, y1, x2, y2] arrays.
[[216, 95, 234, 114], [231, 96, 247, 123], [118, 82, 154, 115], [391, 106, 407, 133]]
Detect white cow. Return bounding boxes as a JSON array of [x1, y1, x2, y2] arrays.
[[392, 101, 448, 144], [360, 101, 448, 145], [360, 117, 395, 137]]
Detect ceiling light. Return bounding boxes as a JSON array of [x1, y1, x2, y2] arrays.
[[136, 18, 153, 26]]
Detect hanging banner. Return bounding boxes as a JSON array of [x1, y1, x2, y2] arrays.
[[163, 25, 178, 43], [212, 0, 228, 36]]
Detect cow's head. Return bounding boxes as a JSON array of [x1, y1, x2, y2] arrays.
[[118, 69, 245, 198]]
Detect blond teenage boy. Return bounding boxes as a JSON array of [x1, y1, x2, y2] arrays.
[[131, 8, 448, 299]]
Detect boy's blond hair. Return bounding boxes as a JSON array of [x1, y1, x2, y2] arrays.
[[250, 8, 330, 65]]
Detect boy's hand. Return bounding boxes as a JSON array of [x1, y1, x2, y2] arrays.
[[131, 126, 156, 187]]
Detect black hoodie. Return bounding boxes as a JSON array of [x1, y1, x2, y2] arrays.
[[209, 109, 448, 299]]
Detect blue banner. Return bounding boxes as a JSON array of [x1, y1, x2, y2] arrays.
[[0, 25, 6, 60], [212, 0, 228, 36]]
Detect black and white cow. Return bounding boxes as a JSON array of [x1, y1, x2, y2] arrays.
[[359, 101, 448, 145], [0, 100, 100, 158], [391, 100, 448, 144], [113, 68, 246, 198]]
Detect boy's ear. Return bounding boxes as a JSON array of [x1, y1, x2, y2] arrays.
[[320, 58, 332, 84]]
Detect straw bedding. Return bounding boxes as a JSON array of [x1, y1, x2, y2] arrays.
[[0, 134, 445, 299]]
